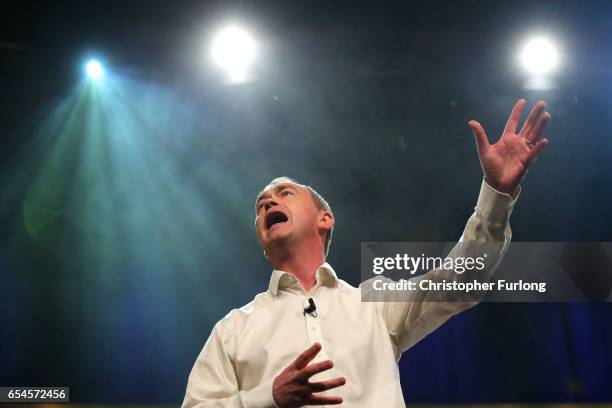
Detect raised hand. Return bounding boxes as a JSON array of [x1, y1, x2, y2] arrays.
[[273, 343, 346, 407], [468, 99, 551, 196]]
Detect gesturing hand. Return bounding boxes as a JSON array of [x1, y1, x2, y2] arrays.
[[468, 99, 551, 196], [272, 343, 346, 407]]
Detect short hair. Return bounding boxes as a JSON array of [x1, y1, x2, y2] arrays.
[[256, 177, 334, 257]]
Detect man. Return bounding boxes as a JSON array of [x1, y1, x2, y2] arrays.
[[182, 99, 551, 407]]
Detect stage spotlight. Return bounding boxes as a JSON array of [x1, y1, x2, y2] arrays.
[[211, 25, 256, 83], [520, 37, 559, 75], [85, 60, 104, 80]]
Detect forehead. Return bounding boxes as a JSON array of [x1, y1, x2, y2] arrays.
[[255, 182, 306, 204]]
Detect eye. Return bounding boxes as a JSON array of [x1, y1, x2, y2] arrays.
[[281, 190, 293, 196]]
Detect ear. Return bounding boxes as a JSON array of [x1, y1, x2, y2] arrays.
[[318, 210, 334, 234]]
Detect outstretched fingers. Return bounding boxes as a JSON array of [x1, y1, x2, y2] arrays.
[[275, 344, 346, 407], [526, 111, 551, 143], [308, 377, 347, 392], [528, 138, 549, 162], [306, 394, 344, 405], [296, 360, 335, 382], [503, 99, 527, 135], [293, 343, 322, 370], [519, 100, 546, 138]]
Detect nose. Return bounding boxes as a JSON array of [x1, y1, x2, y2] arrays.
[[263, 197, 279, 211]]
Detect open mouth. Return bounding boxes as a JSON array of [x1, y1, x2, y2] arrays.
[[265, 210, 289, 230]]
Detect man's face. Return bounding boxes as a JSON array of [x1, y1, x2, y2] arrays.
[[255, 182, 323, 255]]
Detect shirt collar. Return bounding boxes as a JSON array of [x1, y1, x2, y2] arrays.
[[268, 262, 339, 296]]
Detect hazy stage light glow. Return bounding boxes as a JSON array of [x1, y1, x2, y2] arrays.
[[211, 25, 256, 83], [520, 38, 559, 75], [85, 60, 104, 79]]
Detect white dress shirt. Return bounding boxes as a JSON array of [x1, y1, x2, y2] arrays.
[[182, 179, 518, 407]]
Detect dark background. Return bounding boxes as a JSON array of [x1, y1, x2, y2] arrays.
[[1, 0, 611, 404]]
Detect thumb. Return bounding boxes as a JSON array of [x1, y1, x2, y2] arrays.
[[469, 120, 490, 153]]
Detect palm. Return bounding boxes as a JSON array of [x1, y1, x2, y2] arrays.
[[469, 99, 551, 195]]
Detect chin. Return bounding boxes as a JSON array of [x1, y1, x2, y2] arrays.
[[265, 229, 294, 249], [266, 232, 290, 246]]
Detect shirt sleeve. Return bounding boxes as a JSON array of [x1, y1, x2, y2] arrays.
[[181, 319, 278, 408], [379, 178, 520, 357]]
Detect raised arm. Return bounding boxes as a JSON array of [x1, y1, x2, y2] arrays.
[[379, 99, 551, 356]]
